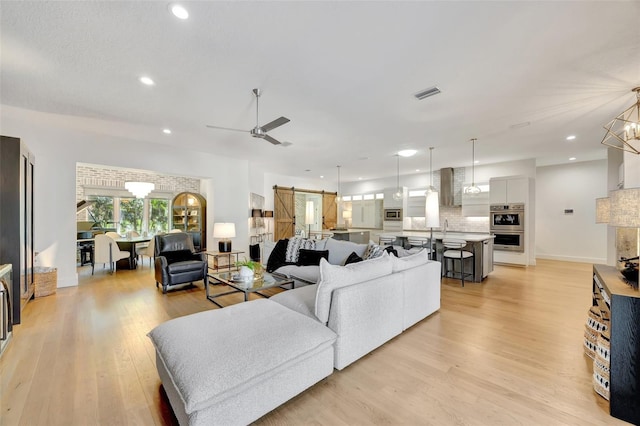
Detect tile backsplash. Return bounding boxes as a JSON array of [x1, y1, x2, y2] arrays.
[[407, 206, 490, 233]]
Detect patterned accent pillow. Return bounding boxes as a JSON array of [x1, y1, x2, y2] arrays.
[[362, 242, 384, 260], [285, 237, 316, 263]]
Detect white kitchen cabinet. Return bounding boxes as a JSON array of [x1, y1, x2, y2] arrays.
[[351, 199, 382, 228], [489, 177, 528, 204], [383, 187, 407, 209], [406, 194, 426, 217], [461, 183, 490, 217]]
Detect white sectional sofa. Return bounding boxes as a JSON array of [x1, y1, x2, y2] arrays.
[[148, 240, 441, 425], [271, 249, 441, 369]]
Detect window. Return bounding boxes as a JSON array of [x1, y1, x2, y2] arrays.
[[119, 198, 144, 234], [87, 196, 114, 229], [149, 198, 169, 234]]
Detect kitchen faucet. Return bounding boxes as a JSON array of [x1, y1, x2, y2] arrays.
[[443, 219, 448, 235]]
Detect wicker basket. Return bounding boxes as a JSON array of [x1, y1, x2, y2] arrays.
[[34, 266, 57, 297]]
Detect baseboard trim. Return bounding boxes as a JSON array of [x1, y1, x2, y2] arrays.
[[535, 254, 606, 264]]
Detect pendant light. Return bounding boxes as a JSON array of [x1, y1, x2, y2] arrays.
[[336, 165, 342, 203], [464, 138, 481, 195], [601, 87, 640, 154], [426, 147, 436, 193], [392, 154, 403, 201], [425, 147, 440, 252]]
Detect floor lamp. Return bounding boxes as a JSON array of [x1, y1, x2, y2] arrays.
[[306, 201, 315, 239]]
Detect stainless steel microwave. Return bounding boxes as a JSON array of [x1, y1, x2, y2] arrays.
[[384, 209, 403, 221]]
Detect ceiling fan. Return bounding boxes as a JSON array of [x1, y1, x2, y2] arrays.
[[206, 88, 290, 145]]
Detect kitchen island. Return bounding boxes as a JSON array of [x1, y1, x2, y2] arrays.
[[381, 231, 494, 282]]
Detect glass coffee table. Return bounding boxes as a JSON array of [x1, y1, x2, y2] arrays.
[[206, 271, 294, 308]]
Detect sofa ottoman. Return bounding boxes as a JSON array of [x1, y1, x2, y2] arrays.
[[148, 299, 337, 425]]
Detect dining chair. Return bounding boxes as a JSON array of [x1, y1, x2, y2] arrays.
[[442, 238, 474, 287], [378, 234, 397, 246], [137, 236, 155, 267], [93, 234, 130, 274], [407, 236, 433, 259], [105, 231, 121, 239]]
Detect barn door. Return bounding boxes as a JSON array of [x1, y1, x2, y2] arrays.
[[273, 186, 295, 240], [322, 192, 337, 230]]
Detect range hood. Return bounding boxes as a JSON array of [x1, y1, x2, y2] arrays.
[[439, 167, 455, 206]]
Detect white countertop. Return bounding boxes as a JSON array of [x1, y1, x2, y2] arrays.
[[382, 231, 494, 242]]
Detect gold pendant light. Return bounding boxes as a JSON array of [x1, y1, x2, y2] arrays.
[[601, 87, 640, 154]]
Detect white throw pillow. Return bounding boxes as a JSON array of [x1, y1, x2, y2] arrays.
[[324, 238, 368, 265], [314, 253, 393, 324], [262, 240, 277, 267], [391, 248, 429, 272]]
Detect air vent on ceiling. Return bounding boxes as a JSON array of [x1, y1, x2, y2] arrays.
[[414, 86, 441, 100]]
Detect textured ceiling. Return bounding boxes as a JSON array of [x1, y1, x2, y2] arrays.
[[1, 1, 639, 182]]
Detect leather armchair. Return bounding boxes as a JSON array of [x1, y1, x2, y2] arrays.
[[154, 233, 208, 294]]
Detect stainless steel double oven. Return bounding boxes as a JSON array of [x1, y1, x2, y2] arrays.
[[490, 204, 525, 252]]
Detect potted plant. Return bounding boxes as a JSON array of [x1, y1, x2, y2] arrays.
[[235, 258, 262, 281]]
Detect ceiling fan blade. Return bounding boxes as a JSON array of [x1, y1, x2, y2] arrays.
[[263, 134, 282, 145], [260, 116, 290, 132], [205, 124, 249, 133]]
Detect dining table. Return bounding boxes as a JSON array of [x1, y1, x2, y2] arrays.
[[113, 236, 152, 270]]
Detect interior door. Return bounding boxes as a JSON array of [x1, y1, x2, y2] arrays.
[[273, 187, 295, 240], [322, 192, 337, 230]]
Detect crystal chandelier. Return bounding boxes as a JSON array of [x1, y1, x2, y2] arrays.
[[124, 181, 155, 198], [463, 138, 481, 195], [601, 87, 640, 154]]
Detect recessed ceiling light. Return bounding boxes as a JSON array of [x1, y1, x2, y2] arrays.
[[398, 149, 417, 157], [169, 4, 189, 19], [566, 135, 576, 141], [474, 160, 479, 164], [569, 157, 577, 161], [320, 175, 324, 179], [163, 129, 172, 134], [358, 177, 363, 180], [415, 169, 420, 172], [139, 76, 155, 86]]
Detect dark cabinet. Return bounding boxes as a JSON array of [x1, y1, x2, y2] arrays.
[[0, 136, 35, 327], [171, 192, 206, 251], [592, 264, 640, 425]]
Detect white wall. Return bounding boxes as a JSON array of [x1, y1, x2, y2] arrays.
[[535, 160, 607, 263], [2, 106, 250, 287], [261, 171, 327, 210]]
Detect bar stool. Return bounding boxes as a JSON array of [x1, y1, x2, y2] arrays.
[[442, 238, 474, 287], [379, 234, 397, 246], [407, 236, 433, 259]]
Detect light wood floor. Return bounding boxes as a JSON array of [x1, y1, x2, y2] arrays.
[[0, 259, 629, 425]]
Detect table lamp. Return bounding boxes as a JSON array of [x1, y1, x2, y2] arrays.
[[213, 222, 236, 253]]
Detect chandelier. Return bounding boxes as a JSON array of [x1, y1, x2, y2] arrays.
[[601, 87, 640, 154], [124, 181, 155, 198]]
